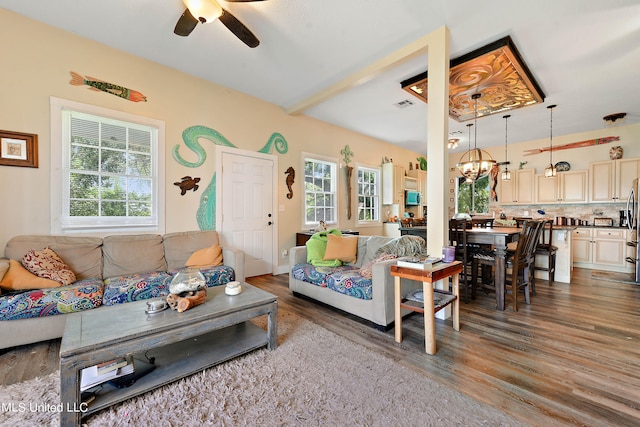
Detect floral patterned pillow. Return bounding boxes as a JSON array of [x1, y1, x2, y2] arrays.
[[21, 247, 77, 286]]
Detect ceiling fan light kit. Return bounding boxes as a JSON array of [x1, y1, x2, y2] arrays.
[[174, 0, 261, 48], [183, 0, 222, 23]]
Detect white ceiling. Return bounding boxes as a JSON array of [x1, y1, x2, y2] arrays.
[[2, 0, 640, 155]]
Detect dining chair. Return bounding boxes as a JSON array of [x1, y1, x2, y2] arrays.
[[472, 218, 495, 228], [534, 219, 558, 287], [448, 218, 474, 303], [513, 217, 532, 228], [472, 219, 545, 311]]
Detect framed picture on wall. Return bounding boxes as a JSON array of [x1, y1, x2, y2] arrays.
[[0, 130, 38, 168]]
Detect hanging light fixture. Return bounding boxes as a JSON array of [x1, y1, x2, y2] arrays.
[[456, 93, 496, 181], [448, 138, 459, 149], [501, 114, 511, 180], [464, 124, 474, 183], [544, 104, 558, 178]]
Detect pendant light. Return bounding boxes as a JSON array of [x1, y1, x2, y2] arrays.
[[501, 114, 511, 180], [456, 93, 496, 181], [544, 104, 558, 178], [464, 124, 474, 183]]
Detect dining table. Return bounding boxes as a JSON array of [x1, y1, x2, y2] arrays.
[[465, 226, 522, 310]]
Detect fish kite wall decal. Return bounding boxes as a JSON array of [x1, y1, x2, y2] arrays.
[[69, 71, 147, 102], [523, 136, 619, 156]]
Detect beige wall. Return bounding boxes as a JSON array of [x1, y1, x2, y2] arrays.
[[0, 9, 420, 271], [4, 8, 640, 272]]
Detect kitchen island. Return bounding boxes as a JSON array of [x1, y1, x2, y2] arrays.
[[536, 225, 576, 284]]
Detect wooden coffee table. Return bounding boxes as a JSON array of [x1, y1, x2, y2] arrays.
[[59, 283, 277, 426]]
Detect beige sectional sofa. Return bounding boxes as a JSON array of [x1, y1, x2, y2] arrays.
[[0, 230, 243, 349]]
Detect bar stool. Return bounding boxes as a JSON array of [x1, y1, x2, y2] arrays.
[[534, 219, 558, 286]]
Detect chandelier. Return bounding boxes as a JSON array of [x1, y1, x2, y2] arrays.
[[456, 93, 496, 181]]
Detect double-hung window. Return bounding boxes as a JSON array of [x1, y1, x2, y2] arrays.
[[303, 154, 337, 227], [50, 97, 165, 233], [357, 165, 380, 225]]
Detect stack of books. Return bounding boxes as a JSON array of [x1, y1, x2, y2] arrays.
[[396, 256, 442, 270], [80, 355, 134, 391]]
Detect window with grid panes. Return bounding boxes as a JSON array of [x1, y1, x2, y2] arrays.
[[50, 97, 164, 233], [357, 165, 380, 224], [303, 156, 337, 226]]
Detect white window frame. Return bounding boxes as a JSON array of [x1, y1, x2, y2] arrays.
[[50, 97, 165, 234], [356, 163, 381, 227], [302, 152, 338, 228]]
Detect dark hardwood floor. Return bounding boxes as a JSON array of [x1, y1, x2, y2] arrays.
[[2, 268, 639, 426]]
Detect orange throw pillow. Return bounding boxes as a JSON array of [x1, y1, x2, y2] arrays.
[[323, 235, 358, 264], [185, 244, 223, 268], [0, 259, 62, 291]]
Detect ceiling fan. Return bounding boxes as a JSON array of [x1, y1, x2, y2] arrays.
[[174, 0, 264, 48]]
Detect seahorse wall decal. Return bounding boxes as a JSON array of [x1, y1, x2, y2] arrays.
[[172, 125, 289, 230]]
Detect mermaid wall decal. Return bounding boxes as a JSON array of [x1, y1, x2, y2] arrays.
[[172, 125, 289, 230]]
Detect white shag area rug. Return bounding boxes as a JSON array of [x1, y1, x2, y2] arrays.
[[0, 311, 527, 426]]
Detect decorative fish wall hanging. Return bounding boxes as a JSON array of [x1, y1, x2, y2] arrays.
[[69, 71, 147, 102], [523, 136, 619, 156]]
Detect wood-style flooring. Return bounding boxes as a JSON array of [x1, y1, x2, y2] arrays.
[[2, 268, 639, 426]]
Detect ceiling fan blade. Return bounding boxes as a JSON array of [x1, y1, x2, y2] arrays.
[[174, 8, 199, 36], [219, 9, 260, 48]]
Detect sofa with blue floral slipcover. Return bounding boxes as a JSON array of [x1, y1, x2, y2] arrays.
[[0, 230, 244, 349], [289, 232, 425, 329]]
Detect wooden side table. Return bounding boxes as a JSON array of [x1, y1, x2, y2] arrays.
[[391, 261, 462, 355]]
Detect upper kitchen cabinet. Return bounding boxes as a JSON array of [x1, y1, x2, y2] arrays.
[[499, 168, 535, 205], [535, 170, 588, 204], [589, 158, 640, 203], [382, 162, 405, 205], [406, 169, 427, 205]]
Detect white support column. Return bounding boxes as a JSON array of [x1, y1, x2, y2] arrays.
[[425, 26, 450, 319], [425, 25, 450, 258]]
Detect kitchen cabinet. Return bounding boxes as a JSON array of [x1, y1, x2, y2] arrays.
[[572, 227, 632, 272], [406, 169, 427, 205], [499, 168, 535, 205], [382, 162, 405, 205], [534, 170, 588, 204], [589, 158, 640, 203]]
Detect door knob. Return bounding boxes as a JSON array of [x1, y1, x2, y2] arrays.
[[268, 221, 273, 226]]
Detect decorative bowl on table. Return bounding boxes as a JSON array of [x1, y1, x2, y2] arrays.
[[169, 268, 206, 295]]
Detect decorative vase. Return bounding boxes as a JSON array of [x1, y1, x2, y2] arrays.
[[169, 268, 206, 295]]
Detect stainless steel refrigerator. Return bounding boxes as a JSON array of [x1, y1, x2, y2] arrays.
[[626, 178, 640, 282]]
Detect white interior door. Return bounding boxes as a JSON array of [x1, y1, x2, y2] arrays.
[[219, 148, 275, 277]]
